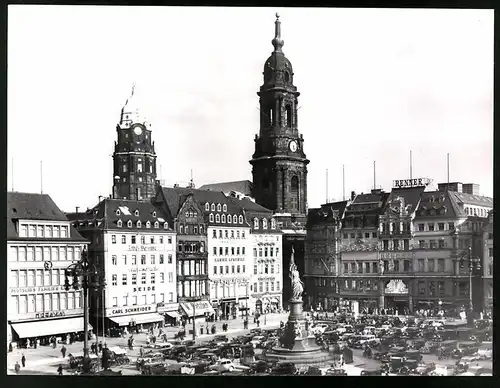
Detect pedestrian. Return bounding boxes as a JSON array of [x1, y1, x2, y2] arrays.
[[57, 364, 63, 375], [98, 342, 103, 353], [61, 345, 67, 358], [8, 342, 13, 352], [21, 354, 26, 368], [14, 361, 21, 374]]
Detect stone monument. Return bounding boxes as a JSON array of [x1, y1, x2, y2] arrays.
[[263, 246, 334, 366]]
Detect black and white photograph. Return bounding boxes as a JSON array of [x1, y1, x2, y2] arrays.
[[6, 5, 493, 376]]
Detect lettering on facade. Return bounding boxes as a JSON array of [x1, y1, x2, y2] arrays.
[[10, 286, 64, 294], [385, 279, 408, 295], [129, 267, 159, 273], [214, 258, 246, 263], [380, 252, 409, 260], [393, 178, 429, 189], [110, 306, 153, 316], [128, 245, 157, 252], [132, 286, 155, 292], [35, 311, 65, 319]]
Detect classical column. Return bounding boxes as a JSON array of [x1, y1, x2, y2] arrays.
[[379, 279, 385, 309], [400, 222, 404, 234], [389, 222, 394, 234]]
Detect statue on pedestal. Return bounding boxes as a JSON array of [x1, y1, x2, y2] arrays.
[[289, 246, 304, 301]]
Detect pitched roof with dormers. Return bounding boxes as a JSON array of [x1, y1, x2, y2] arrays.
[[382, 186, 426, 216], [65, 198, 172, 232], [198, 180, 253, 197], [7, 192, 87, 241], [158, 187, 248, 228], [307, 201, 348, 228], [413, 190, 466, 220], [448, 191, 493, 208]]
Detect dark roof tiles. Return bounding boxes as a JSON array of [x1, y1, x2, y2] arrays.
[[198, 180, 253, 196]]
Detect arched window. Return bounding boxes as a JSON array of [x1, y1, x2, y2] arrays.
[[127, 220, 132, 228], [137, 220, 142, 228], [221, 214, 226, 223], [223, 204, 227, 212], [291, 175, 299, 210], [154, 221, 159, 228], [271, 218, 276, 229], [233, 215, 238, 223], [215, 214, 220, 223], [209, 213, 214, 222], [285, 105, 292, 128], [211, 203, 216, 211], [134, 210, 139, 216], [227, 215, 231, 224], [217, 204, 221, 212], [117, 220, 123, 228], [253, 218, 259, 230], [116, 209, 121, 216], [163, 222, 169, 229], [146, 221, 151, 228], [239, 215, 243, 224], [152, 211, 156, 217], [205, 203, 210, 211], [262, 218, 268, 229]]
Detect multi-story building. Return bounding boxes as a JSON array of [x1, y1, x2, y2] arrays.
[[233, 196, 283, 315], [304, 201, 348, 311], [482, 211, 493, 315], [339, 189, 389, 313], [7, 192, 88, 347], [66, 198, 177, 331]]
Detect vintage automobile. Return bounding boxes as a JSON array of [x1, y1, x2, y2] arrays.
[[404, 349, 422, 362], [271, 362, 297, 375], [108, 346, 130, 366], [360, 368, 382, 376], [325, 367, 347, 376]]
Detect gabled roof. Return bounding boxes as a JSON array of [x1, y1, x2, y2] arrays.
[[159, 186, 246, 227], [346, 191, 389, 215], [66, 198, 171, 231], [7, 192, 86, 241], [448, 191, 493, 208], [198, 180, 253, 196], [383, 186, 426, 215], [307, 201, 348, 227], [414, 190, 465, 220]]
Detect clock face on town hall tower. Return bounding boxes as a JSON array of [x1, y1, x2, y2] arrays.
[[250, 15, 309, 220]]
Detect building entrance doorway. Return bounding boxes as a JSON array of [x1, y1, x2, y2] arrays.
[[385, 297, 409, 315]]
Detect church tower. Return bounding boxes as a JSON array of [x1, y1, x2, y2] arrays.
[[250, 14, 309, 224], [112, 85, 157, 201]]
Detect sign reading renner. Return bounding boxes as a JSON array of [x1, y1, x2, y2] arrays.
[[393, 178, 430, 189]]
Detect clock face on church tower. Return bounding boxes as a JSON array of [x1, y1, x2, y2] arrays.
[[133, 125, 143, 136], [289, 140, 298, 152]]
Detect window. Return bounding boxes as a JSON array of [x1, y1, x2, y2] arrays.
[[428, 259, 435, 272], [168, 272, 173, 283], [122, 255, 127, 265], [159, 254, 164, 264], [438, 259, 445, 272], [221, 214, 226, 223], [151, 273, 155, 284], [447, 222, 454, 230], [141, 273, 146, 284], [418, 224, 425, 232], [364, 262, 370, 273], [242, 265, 245, 273], [112, 297, 118, 307], [151, 255, 155, 264], [372, 232, 377, 238], [418, 281, 426, 295], [344, 263, 349, 273], [383, 240, 389, 250], [428, 223, 435, 231], [122, 274, 127, 285], [231, 265, 235, 274], [141, 235, 146, 244], [213, 230, 217, 238], [438, 281, 445, 296], [215, 214, 220, 223], [111, 235, 117, 244], [404, 240, 409, 251], [262, 218, 268, 229], [419, 240, 425, 248], [112, 274, 117, 286], [121, 235, 126, 244], [127, 220, 132, 228], [403, 260, 410, 272], [438, 240, 445, 248], [241, 216, 245, 225], [231, 247, 235, 255], [132, 255, 137, 265], [418, 259, 425, 272], [131, 235, 136, 244], [253, 218, 259, 229], [259, 282, 263, 292], [254, 265, 258, 275], [214, 266, 217, 275], [343, 233, 348, 239], [231, 230, 234, 239], [132, 274, 137, 285], [276, 281, 280, 291], [141, 255, 146, 264], [112, 255, 117, 265], [217, 204, 221, 212], [429, 240, 437, 249], [150, 236, 155, 244], [364, 232, 370, 238], [209, 214, 214, 222], [489, 248, 493, 257], [225, 247, 229, 255], [428, 281, 436, 296], [438, 223, 445, 231], [393, 240, 399, 251]]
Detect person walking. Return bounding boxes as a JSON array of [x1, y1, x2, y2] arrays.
[[57, 364, 63, 375], [8, 342, 13, 352], [21, 354, 26, 368], [14, 361, 21, 374], [61, 345, 67, 358], [140, 346, 144, 357]]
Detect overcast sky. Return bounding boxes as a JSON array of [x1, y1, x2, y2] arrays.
[[8, 6, 493, 212]]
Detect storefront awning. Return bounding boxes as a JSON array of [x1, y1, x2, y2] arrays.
[[11, 317, 92, 339], [109, 313, 164, 327], [180, 301, 215, 317], [164, 311, 180, 319]]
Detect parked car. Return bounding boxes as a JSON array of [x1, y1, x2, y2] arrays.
[[271, 362, 297, 375], [209, 359, 235, 372]]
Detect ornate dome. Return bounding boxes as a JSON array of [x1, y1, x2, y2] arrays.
[[118, 84, 150, 129]]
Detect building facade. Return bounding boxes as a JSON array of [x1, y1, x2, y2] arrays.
[[482, 211, 493, 314], [304, 201, 347, 311], [66, 199, 177, 331], [7, 192, 88, 347], [112, 85, 157, 201]]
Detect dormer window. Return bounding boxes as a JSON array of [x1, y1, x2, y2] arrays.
[[211, 203, 215, 212], [127, 220, 132, 228], [262, 218, 268, 229], [233, 215, 237, 223], [117, 220, 123, 228], [134, 210, 139, 216], [239, 215, 244, 224], [227, 215, 231, 224], [163, 222, 169, 229], [215, 214, 220, 223], [116, 209, 121, 216], [254, 218, 259, 230], [221, 214, 226, 223], [137, 220, 142, 228], [154, 221, 159, 228], [146, 221, 151, 228], [209, 213, 214, 222], [152, 211, 156, 217], [271, 218, 276, 229], [205, 203, 209, 211], [217, 204, 221, 212], [223, 204, 227, 212]]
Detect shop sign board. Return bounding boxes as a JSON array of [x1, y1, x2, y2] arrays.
[[128, 266, 159, 273], [127, 245, 158, 252], [393, 178, 430, 189], [157, 302, 178, 313], [10, 286, 66, 295], [106, 304, 157, 317], [214, 257, 246, 263], [380, 252, 410, 260]]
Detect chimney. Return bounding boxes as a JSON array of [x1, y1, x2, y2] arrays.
[[98, 195, 103, 203], [351, 191, 356, 201], [75, 206, 79, 213]]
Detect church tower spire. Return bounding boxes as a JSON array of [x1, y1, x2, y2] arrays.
[[112, 84, 157, 201], [250, 14, 309, 223]]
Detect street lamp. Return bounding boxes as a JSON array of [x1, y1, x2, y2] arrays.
[[459, 246, 482, 313], [64, 246, 106, 374]]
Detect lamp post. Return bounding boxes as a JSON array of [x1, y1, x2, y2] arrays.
[[64, 247, 106, 374], [459, 246, 482, 313]]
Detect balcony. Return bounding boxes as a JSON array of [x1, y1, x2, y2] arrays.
[[178, 252, 208, 259], [177, 274, 209, 282]]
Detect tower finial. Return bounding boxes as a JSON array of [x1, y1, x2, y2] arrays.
[[131, 82, 136, 97], [272, 13, 284, 52]]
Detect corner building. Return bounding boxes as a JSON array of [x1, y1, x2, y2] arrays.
[[7, 192, 88, 347]]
